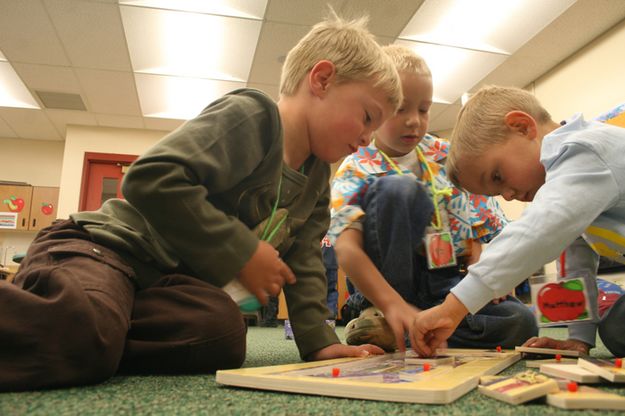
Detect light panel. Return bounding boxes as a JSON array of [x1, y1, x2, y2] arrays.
[[0, 62, 40, 109], [399, 0, 576, 55], [121, 6, 262, 82], [135, 73, 244, 119], [119, 0, 268, 20], [395, 40, 506, 104]]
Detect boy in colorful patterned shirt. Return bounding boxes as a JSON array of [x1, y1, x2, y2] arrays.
[[329, 46, 537, 351]]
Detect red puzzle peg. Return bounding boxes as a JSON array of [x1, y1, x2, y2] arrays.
[[615, 358, 623, 368], [332, 368, 340, 377], [555, 354, 562, 362], [423, 363, 431, 372], [496, 346, 502, 353], [567, 381, 578, 393]]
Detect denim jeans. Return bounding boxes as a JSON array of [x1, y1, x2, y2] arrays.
[[346, 175, 538, 348], [322, 245, 339, 318], [599, 294, 625, 356]]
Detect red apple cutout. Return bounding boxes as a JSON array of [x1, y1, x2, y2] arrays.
[[537, 280, 587, 322], [41, 202, 54, 215], [3, 196, 25, 212], [430, 233, 454, 267]]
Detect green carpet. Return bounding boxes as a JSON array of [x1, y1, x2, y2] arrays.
[[1, 326, 623, 415]]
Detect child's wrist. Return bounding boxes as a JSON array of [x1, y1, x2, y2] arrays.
[[443, 293, 469, 324]]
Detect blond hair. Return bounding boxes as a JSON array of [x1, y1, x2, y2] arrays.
[[382, 44, 431, 77], [279, 12, 402, 111], [446, 85, 552, 186]]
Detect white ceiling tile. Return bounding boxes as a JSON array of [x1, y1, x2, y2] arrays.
[[0, 115, 18, 138], [12, 63, 82, 94], [134, 73, 245, 119], [45, 109, 97, 136], [248, 22, 310, 86], [245, 83, 279, 101], [396, 39, 507, 104], [0, 0, 71, 66], [75, 68, 141, 115], [96, 113, 145, 129], [339, 0, 425, 38], [265, 0, 346, 25], [120, 0, 269, 20], [0, 108, 62, 140], [121, 6, 261, 81], [143, 117, 184, 132], [400, 0, 576, 55], [44, 0, 132, 71]]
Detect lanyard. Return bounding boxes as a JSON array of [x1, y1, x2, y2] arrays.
[[377, 146, 452, 230], [259, 164, 305, 243], [259, 176, 287, 243]]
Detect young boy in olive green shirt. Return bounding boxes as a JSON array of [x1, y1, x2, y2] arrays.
[[0, 14, 402, 391]]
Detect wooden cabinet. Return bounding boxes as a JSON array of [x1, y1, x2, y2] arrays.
[[0, 185, 59, 231]]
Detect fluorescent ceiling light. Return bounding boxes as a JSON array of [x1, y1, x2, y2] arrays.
[[119, 0, 268, 20], [395, 40, 506, 104], [135, 73, 244, 119], [0, 62, 40, 109], [121, 6, 262, 82], [399, 0, 576, 55]]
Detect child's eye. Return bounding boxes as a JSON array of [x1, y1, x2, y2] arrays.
[[492, 172, 502, 183], [364, 111, 372, 124], [397, 107, 405, 114]]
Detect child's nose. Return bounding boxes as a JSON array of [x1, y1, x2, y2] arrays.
[[502, 189, 515, 201], [359, 131, 373, 147], [405, 113, 420, 128]]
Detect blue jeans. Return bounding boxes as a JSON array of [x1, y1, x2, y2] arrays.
[[599, 294, 625, 356], [322, 245, 339, 319], [346, 175, 538, 348]]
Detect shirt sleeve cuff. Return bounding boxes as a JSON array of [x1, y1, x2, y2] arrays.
[[568, 322, 597, 348], [450, 274, 497, 314]]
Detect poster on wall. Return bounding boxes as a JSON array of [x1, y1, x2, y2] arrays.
[[0, 212, 18, 229]]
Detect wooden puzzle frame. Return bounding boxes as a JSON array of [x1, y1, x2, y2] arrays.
[[216, 349, 521, 404]]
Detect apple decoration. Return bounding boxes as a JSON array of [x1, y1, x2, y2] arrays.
[[537, 280, 587, 323], [3, 196, 25, 212], [41, 202, 54, 215], [429, 233, 454, 267]]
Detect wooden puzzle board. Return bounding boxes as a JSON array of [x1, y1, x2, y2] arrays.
[[216, 349, 521, 404]]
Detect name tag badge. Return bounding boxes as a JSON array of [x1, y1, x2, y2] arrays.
[[424, 231, 457, 269], [530, 274, 597, 327]]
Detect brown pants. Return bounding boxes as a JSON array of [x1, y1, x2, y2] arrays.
[[0, 220, 246, 392]]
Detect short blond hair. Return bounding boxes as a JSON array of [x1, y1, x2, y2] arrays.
[[382, 44, 431, 77], [279, 12, 402, 111], [446, 85, 552, 186]]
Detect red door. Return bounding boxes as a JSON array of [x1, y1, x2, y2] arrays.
[[79, 153, 138, 211]]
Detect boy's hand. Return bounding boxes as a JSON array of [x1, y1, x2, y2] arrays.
[[238, 241, 296, 305], [307, 343, 385, 361], [410, 293, 468, 357], [522, 336, 590, 355], [380, 302, 422, 352]]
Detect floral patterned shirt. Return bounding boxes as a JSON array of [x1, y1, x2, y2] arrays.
[[329, 134, 508, 257]]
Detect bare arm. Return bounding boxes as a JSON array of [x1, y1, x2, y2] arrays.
[[335, 228, 420, 351]]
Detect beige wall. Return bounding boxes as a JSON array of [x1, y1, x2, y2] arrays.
[[0, 138, 64, 186], [57, 125, 167, 218], [533, 18, 625, 120]]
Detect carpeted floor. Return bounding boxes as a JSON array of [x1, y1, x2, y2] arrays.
[[1, 326, 623, 415]]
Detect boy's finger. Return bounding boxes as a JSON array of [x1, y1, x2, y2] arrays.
[[281, 263, 296, 284]]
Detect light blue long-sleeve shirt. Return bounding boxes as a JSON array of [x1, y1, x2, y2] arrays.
[[451, 114, 625, 346]]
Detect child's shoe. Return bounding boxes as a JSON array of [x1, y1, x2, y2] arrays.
[[344, 307, 396, 352]]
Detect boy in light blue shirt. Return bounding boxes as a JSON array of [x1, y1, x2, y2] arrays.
[[412, 85, 625, 357]]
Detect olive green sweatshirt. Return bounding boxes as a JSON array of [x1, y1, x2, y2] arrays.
[[72, 88, 339, 359]]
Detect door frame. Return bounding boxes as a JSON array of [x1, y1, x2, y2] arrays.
[[78, 152, 138, 211]]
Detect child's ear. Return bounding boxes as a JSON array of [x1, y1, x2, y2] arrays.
[[309, 60, 336, 97], [504, 111, 537, 138]]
